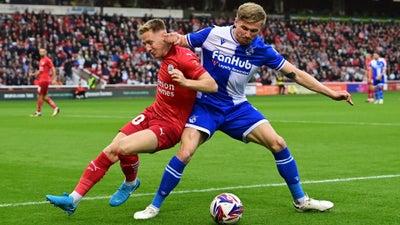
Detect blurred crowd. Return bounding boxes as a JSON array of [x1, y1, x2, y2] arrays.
[[0, 11, 399, 86]]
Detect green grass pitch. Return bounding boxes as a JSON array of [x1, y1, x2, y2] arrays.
[[0, 92, 399, 225]]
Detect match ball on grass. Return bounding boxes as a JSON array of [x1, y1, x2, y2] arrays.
[[210, 193, 244, 224]]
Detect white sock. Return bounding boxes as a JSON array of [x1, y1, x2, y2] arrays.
[[296, 195, 308, 204], [69, 191, 82, 204], [125, 179, 137, 186]]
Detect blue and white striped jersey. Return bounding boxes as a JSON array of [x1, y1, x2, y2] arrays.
[[186, 25, 286, 108], [370, 57, 387, 82]]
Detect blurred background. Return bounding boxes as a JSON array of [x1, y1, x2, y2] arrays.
[[0, 0, 399, 98]]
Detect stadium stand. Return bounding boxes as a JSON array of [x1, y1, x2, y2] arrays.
[[0, 10, 399, 86]]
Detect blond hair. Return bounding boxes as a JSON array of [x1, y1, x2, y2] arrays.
[[138, 19, 166, 36], [236, 2, 267, 25]]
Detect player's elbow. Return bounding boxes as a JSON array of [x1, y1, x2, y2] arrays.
[[201, 80, 218, 93], [210, 82, 218, 93], [207, 80, 218, 93]]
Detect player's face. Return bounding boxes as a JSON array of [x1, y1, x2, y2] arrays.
[[233, 19, 263, 45], [39, 49, 46, 57], [141, 30, 168, 59]]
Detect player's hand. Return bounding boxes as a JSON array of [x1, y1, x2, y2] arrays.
[[331, 90, 354, 106], [169, 68, 187, 86], [163, 32, 181, 45]]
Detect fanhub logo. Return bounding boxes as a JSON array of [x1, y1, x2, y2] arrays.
[[212, 51, 252, 70]]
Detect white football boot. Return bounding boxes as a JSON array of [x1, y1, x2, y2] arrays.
[[293, 196, 334, 212], [134, 205, 160, 220], [52, 107, 60, 116], [30, 111, 42, 117]]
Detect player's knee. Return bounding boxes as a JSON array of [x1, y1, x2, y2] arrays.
[[269, 136, 287, 153], [103, 142, 119, 162], [176, 149, 193, 164], [118, 139, 131, 155]]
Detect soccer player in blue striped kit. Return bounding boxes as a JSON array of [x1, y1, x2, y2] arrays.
[[370, 52, 387, 104], [133, 2, 354, 219]]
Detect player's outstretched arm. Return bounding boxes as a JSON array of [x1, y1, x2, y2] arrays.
[[170, 69, 217, 93], [281, 61, 353, 106], [163, 32, 189, 48]]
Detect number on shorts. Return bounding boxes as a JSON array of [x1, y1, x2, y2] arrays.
[[131, 114, 145, 125]]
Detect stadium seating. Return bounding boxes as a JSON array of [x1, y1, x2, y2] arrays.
[[0, 11, 399, 86]]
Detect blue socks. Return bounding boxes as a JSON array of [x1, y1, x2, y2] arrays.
[[378, 88, 384, 100], [152, 156, 186, 208], [375, 86, 384, 100], [273, 147, 305, 201], [152, 149, 305, 207]]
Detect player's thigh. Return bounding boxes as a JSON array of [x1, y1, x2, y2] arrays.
[[177, 127, 208, 163], [219, 102, 267, 142], [246, 122, 286, 152], [119, 129, 158, 154], [38, 81, 49, 95], [117, 112, 154, 154]]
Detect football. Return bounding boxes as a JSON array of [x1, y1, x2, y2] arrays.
[[210, 193, 244, 224]]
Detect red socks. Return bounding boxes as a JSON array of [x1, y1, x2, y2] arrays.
[[119, 154, 139, 182], [73, 152, 113, 196], [73, 152, 139, 197], [36, 97, 43, 112]]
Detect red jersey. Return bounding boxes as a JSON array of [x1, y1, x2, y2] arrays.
[[38, 56, 54, 82], [150, 45, 206, 129]]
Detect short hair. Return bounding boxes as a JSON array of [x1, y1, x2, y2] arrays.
[[236, 2, 267, 25], [138, 19, 166, 36]]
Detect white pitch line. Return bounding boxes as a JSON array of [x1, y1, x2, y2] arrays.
[[62, 114, 400, 126], [273, 120, 400, 127], [1, 174, 399, 208], [63, 114, 129, 119]]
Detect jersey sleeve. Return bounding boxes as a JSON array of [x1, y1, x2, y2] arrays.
[[178, 51, 206, 80], [186, 27, 213, 49], [48, 58, 54, 68], [46, 57, 54, 72], [263, 46, 286, 71]]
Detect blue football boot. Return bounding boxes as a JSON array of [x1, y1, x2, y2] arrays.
[[46, 192, 77, 215], [109, 179, 141, 207]]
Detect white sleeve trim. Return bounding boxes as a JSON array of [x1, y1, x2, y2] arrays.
[[186, 34, 194, 49]]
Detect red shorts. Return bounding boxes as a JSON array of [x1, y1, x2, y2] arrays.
[[37, 81, 50, 95], [120, 108, 183, 151]]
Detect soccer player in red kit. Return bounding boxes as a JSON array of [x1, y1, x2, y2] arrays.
[[365, 53, 374, 103], [45, 19, 217, 215], [31, 48, 60, 117]]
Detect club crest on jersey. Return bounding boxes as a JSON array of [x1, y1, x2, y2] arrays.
[[220, 38, 226, 45], [189, 115, 197, 123], [245, 46, 255, 55], [167, 64, 174, 74]]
